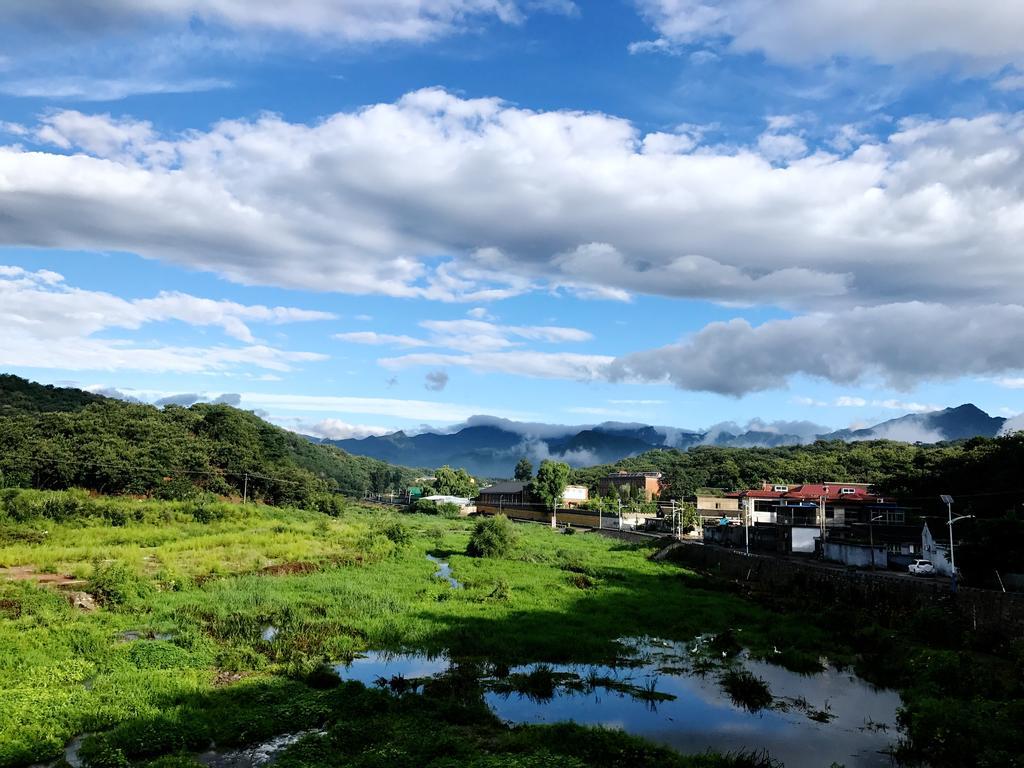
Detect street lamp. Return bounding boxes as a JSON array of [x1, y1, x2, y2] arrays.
[[940, 495, 974, 592], [868, 513, 886, 570]]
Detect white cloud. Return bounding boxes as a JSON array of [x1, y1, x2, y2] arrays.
[[4, 93, 1024, 313], [996, 377, 1024, 389], [0, 265, 333, 343], [852, 422, 946, 444], [236, 392, 531, 422], [632, 0, 1024, 67], [995, 74, 1024, 91], [334, 331, 429, 348], [756, 131, 807, 162], [0, 76, 231, 101], [0, 265, 329, 373], [998, 414, 1024, 435], [832, 396, 942, 412], [300, 418, 393, 440], [835, 396, 867, 407], [608, 302, 1024, 396], [336, 318, 592, 352], [379, 350, 614, 381], [0, 1, 558, 44]]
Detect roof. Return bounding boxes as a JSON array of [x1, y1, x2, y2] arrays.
[[478, 481, 528, 495], [601, 471, 663, 480], [729, 482, 884, 503], [422, 495, 471, 506]]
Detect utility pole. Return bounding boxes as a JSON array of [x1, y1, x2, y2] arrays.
[[745, 497, 751, 556], [617, 497, 622, 530], [243, 473, 248, 504], [819, 487, 828, 553], [869, 514, 885, 570], [671, 498, 677, 538]]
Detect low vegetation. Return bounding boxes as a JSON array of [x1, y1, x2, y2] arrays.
[[0, 490, 1021, 767]]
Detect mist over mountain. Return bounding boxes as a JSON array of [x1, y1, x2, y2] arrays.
[[318, 405, 1008, 477]]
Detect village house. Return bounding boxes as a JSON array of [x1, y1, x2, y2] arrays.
[[475, 481, 589, 513], [597, 471, 663, 501], [695, 491, 741, 525], [728, 482, 905, 527], [704, 481, 912, 559]]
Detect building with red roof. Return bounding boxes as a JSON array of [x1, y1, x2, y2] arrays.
[[728, 481, 904, 527]]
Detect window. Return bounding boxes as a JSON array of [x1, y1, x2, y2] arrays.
[[840, 488, 856, 495], [773, 485, 788, 492]]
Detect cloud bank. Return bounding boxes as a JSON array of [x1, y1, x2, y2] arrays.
[[633, 0, 1024, 67]]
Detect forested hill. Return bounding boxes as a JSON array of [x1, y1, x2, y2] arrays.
[[571, 435, 1024, 520], [0, 374, 107, 415], [0, 375, 417, 504]]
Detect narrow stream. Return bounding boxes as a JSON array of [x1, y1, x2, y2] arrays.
[[425, 554, 462, 588]]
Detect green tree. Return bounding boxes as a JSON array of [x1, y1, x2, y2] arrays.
[[429, 465, 476, 497], [514, 457, 534, 481], [532, 459, 570, 528], [467, 514, 516, 558]]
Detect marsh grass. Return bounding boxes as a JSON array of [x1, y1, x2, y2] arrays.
[[2, 491, 1019, 767]]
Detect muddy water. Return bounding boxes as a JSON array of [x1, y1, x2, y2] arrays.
[[335, 639, 902, 768]]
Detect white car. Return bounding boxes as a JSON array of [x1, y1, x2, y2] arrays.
[[908, 559, 936, 576]]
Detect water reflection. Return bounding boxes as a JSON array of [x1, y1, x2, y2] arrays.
[[334, 638, 901, 768]]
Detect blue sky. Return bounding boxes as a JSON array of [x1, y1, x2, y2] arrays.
[[2, 0, 1024, 439]]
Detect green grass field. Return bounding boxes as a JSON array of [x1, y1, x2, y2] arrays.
[[1, 491, 1021, 767]]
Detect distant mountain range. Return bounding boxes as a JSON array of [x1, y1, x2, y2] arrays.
[[314, 404, 1008, 477]]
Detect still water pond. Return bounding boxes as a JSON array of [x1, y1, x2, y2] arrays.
[[335, 638, 901, 768]]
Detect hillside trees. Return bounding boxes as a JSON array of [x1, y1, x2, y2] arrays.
[[0, 378, 417, 503]]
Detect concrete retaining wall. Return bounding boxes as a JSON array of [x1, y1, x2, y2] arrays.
[[667, 543, 1024, 645]]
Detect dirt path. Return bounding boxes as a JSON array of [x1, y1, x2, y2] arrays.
[[0, 565, 87, 588]]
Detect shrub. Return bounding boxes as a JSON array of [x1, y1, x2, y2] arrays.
[[379, 518, 411, 547], [306, 492, 346, 517], [412, 498, 439, 514], [467, 515, 515, 558], [87, 560, 152, 608], [412, 499, 462, 518], [436, 502, 462, 519]]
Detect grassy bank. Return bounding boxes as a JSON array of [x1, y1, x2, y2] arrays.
[[0, 491, 1020, 767]]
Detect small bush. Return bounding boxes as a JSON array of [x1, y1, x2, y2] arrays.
[[379, 518, 412, 547], [436, 502, 462, 519], [412, 498, 439, 514], [306, 492, 346, 517], [411, 499, 462, 518], [467, 515, 516, 559], [87, 560, 152, 608]]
